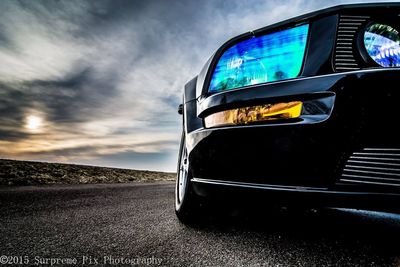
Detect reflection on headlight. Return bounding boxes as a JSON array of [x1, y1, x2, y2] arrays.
[[208, 24, 309, 93], [364, 23, 400, 67]]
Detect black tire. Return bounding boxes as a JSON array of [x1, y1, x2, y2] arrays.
[[175, 131, 200, 223]]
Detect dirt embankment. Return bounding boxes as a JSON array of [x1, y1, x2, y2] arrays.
[[0, 159, 176, 186]]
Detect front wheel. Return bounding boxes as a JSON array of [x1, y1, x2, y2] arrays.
[[175, 132, 200, 223]]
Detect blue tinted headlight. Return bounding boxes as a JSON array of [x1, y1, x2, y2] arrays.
[[208, 24, 309, 93], [364, 23, 400, 67]]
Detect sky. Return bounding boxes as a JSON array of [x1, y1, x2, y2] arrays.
[[0, 0, 392, 172]]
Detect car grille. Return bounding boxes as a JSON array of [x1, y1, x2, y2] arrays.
[[334, 15, 370, 72], [340, 148, 400, 187]]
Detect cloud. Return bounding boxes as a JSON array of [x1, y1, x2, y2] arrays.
[[0, 0, 393, 171]]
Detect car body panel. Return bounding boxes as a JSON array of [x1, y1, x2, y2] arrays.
[[178, 3, 400, 213]]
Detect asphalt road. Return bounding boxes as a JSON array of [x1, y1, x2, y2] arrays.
[[1, 182, 400, 266]]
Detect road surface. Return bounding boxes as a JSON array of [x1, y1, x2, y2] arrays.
[[1, 182, 400, 266]]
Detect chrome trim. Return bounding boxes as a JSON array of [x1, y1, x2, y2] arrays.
[[192, 178, 400, 196], [339, 22, 363, 26], [345, 164, 400, 172], [348, 159, 400, 167], [340, 148, 400, 188], [338, 26, 359, 30], [334, 15, 369, 71], [354, 152, 400, 157], [336, 35, 355, 38], [337, 30, 357, 33], [350, 156, 400, 161], [336, 42, 354, 46], [342, 174, 400, 182], [335, 55, 354, 58], [340, 19, 368, 22], [364, 148, 400, 151], [336, 63, 358, 66], [340, 15, 370, 19], [191, 178, 327, 192], [343, 169, 400, 177], [341, 179, 400, 187], [336, 59, 357, 62], [336, 67, 359, 70]]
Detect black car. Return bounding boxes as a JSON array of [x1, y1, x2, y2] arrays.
[[175, 3, 400, 222]]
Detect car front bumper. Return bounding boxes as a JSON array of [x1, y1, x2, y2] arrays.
[[187, 69, 400, 201]]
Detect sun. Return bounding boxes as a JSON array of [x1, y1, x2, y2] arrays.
[[25, 115, 43, 132]]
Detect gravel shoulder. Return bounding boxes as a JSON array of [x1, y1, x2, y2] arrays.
[[0, 159, 176, 186]]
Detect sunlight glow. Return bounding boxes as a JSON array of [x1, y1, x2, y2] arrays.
[[25, 115, 43, 132]]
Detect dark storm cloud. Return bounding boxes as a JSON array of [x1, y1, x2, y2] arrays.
[[0, 130, 28, 141], [0, 83, 27, 139], [27, 67, 122, 123], [0, 30, 11, 48], [0, 66, 118, 133]]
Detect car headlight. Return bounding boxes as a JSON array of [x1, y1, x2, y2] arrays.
[[363, 23, 400, 67], [208, 24, 309, 93]]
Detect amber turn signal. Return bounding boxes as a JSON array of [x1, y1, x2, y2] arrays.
[[204, 101, 303, 128]]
